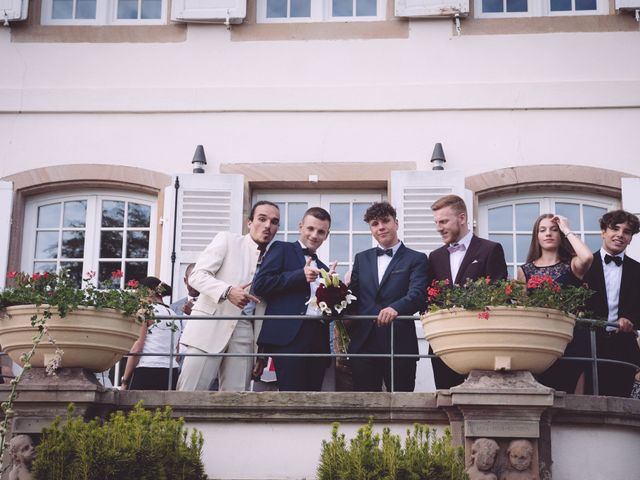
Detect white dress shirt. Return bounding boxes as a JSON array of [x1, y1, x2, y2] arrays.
[[600, 248, 624, 329], [300, 241, 322, 316], [450, 230, 473, 284], [377, 241, 402, 284]]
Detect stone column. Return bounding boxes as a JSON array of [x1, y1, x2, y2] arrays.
[[437, 370, 555, 480]]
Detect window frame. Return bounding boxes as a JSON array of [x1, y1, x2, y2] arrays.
[[473, 0, 607, 18], [21, 190, 158, 286], [256, 0, 386, 23], [41, 0, 167, 25], [477, 192, 619, 278]]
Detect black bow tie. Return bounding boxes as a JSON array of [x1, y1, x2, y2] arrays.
[[302, 248, 318, 261], [376, 248, 393, 257], [604, 254, 623, 266]]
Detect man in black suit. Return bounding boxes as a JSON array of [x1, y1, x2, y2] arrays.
[[254, 207, 334, 391], [348, 202, 428, 392], [583, 209, 640, 397], [427, 194, 508, 389]]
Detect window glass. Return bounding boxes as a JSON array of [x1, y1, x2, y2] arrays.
[[356, 0, 376, 15], [35, 232, 59, 259], [52, 0, 73, 18], [556, 203, 580, 228], [63, 201, 87, 228], [61, 231, 85, 258], [141, 0, 162, 18], [287, 203, 307, 230], [291, 0, 311, 16], [333, 0, 353, 16], [584, 205, 605, 230], [38, 203, 61, 228], [330, 203, 350, 231], [267, 0, 287, 16], [353, 233, 371, 255], [515, 203, 539, 231], [128, 202, 151, 228], [118, 0, 138, 18], [102, 201, 125, 228], [488, 205, 512, 231], [330, 234, 349, 262], [127, 231, 150, 258], [575, 0, 596, 9], [76, 0, 96, 18]]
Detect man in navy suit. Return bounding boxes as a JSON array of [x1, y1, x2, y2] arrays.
[[254, 207, 334, 391], [583, 209, 640, 397], [427, 194, 508, 390], [348, 202, 428, 392]]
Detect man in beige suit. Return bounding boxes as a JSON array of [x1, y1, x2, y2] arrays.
[[177, 201, 280, 391]]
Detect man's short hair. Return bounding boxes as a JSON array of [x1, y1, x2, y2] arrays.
[[363, 202, 397, 223], [599, 210, 640, 235], [430, 195, 467, 216], [249, 201, 279, 221], [303, 207, 331, 226]]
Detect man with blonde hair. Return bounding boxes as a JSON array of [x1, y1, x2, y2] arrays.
[[428, 194, 508, 389]]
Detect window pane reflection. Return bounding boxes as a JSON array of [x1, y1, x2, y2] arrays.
[[506, 0, 527, 11], [489, 234, 513, 262], [62, 231, 85, 258], [330, 203, 349, 231], [128, 202, 151, 228], [100, 231, 123, 258], [482, 0, 503, 12], [516, 234, 531, 264], [125, 261, 148, 283], [60, 261, 83, 287], [290, 0, 310, 16], [38, 203, 61, 228], [99, 262, 122, 288], [76, 0, 97, 18], [288, 203, 307, 230], [127, 231, 150, 258], [555, 203, 580, 229], [353, 234, 371, 255], [333, 0, 353, 16], [488, 206, 512, 231], [118, 0, 138, 19], [352, 203, 370, 228], [52, 0, 73, 18], [585, 234, 601, 252], [141, 0, 162, 18], [584, 206, 605, 230], [102, 201, 125, 227], [330, 234, 349, 262], [267, 0, 287, 17], [63, 201, 87, 228], [35, 232, 59, 259], [515, 203, 539, 231], [33, 262, 57, 273], [356, 0, 376, 15]]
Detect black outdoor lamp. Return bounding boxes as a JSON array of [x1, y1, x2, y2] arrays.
[[430, 143, 446, 171], [192, 145, 207, 174]]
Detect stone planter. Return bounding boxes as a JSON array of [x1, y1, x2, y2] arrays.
[[0, 305, 140, 372], [421, 306, 575, 374]]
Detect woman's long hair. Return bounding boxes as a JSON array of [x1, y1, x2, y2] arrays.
[[526, 213, 575, 264]]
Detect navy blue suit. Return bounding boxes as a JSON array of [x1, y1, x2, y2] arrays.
[[254, 241, 330, 391], [348, 243, 428, 392]]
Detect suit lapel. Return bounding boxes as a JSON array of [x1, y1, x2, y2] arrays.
[[365, 248, 380, 289], [587, 251, 608, 316], [455, 235, 479, 285], [379, 244, 406, 289], [293, 241, 306, 267], [619, 254, 634, 316]]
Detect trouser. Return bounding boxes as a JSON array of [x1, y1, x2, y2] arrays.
[[177, 319, 254, 391]]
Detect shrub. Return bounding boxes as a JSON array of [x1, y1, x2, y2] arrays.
[[32, 401, 207, 480], [317, 420, 466, 480]]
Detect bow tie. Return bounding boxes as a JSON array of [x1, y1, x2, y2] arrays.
[[604, 254, 623, 266], [448, 243, 466, 254], [302, 248, 318, 261], [376, 248, 393, 257]]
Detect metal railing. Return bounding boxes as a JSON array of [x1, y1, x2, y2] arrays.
[[113, 315, 639, 396]]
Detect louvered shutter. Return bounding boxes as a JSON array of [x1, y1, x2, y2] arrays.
[[0, 0, 28, 21], [171, 0, 246, 23], [390, 170, 468, 255], [159, 173, 244, 301], [0, 181, 13, 289], [395, 0, 468, 17], [621, 177, 640, 261]]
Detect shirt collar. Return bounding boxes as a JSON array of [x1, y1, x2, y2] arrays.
[[376, 241, 402, 254], [453, 231, 473, 249]]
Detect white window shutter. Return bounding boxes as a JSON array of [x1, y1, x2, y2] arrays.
[[395, 0, 468, 17], [0, 0, 28, 21], [391, 170, 468, 255], [159, 173, 244, 300], [0, 181, 13, 289], [621, 177, 640, 261], [171, 0, 246, 23]]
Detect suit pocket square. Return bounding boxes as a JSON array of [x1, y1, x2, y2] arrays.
[[471, 260, 479, 264]]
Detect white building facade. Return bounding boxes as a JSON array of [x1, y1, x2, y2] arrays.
[[1, 0, 639, 297]]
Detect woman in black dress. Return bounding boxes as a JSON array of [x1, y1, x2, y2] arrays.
[[517, 214, 593, 393]]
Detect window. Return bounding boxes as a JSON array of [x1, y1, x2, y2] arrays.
[[257, 0, 384, 22], [42, 0, 166, 24], [474, 0, 606, 17], [254, 191, 383, 279], [23, 191, 157, 287], [478, 193, 618, 278]]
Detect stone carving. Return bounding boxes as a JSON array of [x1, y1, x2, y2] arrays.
[[466, 438, 499, 480], [500, 439, 536, 480], [8, 434, 35, 480]]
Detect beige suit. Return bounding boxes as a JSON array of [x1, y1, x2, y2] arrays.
[[177, 232, 264, 391]]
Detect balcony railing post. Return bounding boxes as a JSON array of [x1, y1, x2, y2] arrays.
[[390, 321, 395, 393], [590, 326, 599, 396]]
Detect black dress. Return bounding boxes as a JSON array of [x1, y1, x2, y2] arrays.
[[521, 261, 589, 393]]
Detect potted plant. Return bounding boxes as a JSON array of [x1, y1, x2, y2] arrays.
[[421, 276, 593, 374], [0, 269, 155, 372]]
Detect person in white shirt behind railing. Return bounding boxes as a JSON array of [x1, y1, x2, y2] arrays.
[[121, 277, 183, 390]]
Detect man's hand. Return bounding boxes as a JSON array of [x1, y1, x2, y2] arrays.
[[251, 357, 266, 382], [183, 298, 194, 316], [377, 307, 398, 326], [616, 317, 635, 333], [227, 282, 261, 309], [304, 256, 321, 283]]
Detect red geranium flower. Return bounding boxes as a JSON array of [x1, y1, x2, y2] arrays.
[[111, 270, 124, 279]]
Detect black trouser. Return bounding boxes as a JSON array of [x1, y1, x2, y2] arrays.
[[268, 320, 329, 392], [130, 367, 179, 390], [586, 330, 640, 397], [350, 329, 417, 392]]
